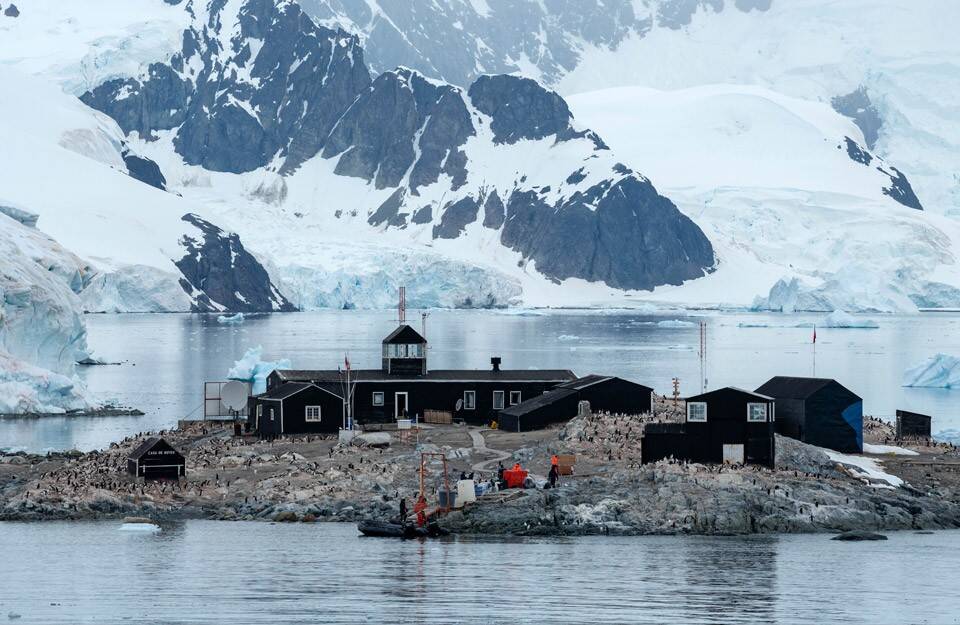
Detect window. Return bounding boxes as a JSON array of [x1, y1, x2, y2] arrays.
[[463, 391, 476, 410], [493, 391, 505, 410], [269, 408, 275, 421], [256, 404, 262, 418], [509, 391, 522, 406], [305, 406, 322, 422], [687, 402, 707, 422], [747, 403, 768, 422], [372, 392, 384, 406]]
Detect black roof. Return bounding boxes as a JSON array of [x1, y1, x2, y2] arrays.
[[755, 376, 859, 400], [556, 375, 653, 392], [500, 388, 578, 417], [687, 387, 774, 403], [260, 381, 345, 400], [273, 368, 576, 384], [382, 324, 426, 344], [128, 437, 182, 460]]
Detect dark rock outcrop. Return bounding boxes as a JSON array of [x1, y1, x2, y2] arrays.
[[832, 87, 882, 150], [175, 214, 297, 312], [121, 150, 167, 190], [4, 3, 19, 17], [841, 136, 923, 210], [468, 75, 573, 145], [432, 197, 480, 239]]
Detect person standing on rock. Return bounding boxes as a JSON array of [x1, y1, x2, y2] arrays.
[[548, 463, 559, 489], [399, 497, 407, 524]]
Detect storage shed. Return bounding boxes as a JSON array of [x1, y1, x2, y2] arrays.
[[642, 387, 776, 467], [498, 388, 580, 432], [554, 375, 654, 416], [896, 409, 932, 440], [127, 437, 185, 480], [755, 376, 862, 453], [252, 382, 344, 437]]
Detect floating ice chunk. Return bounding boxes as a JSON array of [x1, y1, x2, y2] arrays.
[[217, 312, 245, 324], [822, 310, 879, 328], [119, 522, 161, 532], [934, 429, 960, 445], [227, 346, 291, 395], [557, 334, 580, 341], [657, 319, 695, 328], [902, 353, 960, 388], [863, 443, 919, 456]]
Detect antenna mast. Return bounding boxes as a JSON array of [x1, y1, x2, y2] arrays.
[[699, 321, 707, 393], [398, 286, 406, 325]]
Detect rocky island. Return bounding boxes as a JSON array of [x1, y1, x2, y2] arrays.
[[2, 402, 959, 536]]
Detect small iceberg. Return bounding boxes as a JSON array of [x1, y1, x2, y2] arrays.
[[227, 346, 292, 395], [119, 517, 160, 531], [217, 312, 245, 324], [657, 319, 695, 328], [903, 353, 960, 388], [822, 310, 878, 329], [557, 334, 580, 341], [934, 429, 960, 445]]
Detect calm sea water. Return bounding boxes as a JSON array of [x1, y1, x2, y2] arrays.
[[1, 310, 958, 452], [0, 521, 957, 625]]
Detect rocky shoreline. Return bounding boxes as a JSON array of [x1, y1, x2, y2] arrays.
[[2, 414, 960, 536]]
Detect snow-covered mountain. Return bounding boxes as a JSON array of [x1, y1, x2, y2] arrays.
[[1, 0, 959, 313]]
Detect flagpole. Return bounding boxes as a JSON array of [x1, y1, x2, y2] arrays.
[[812, 325, 817, 377]]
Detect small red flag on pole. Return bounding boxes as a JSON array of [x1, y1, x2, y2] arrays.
[[812, 326, 817, 344]]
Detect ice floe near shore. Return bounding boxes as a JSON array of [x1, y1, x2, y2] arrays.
[[902, 353, 960, 389]]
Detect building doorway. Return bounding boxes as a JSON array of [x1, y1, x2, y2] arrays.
[[395, 392, 409, 419]]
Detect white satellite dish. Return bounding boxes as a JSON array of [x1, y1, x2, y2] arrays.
[[221, 381, 249, 412]]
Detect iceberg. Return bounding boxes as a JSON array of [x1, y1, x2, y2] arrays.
[[227, 346, 291, 395], [902, 353, 960, 389], [0, 350, 92, 414], [217, 312, 245, 324], [934, 429, 960, 445], [557, 334, 580, 341], [657, 319, 695, 328], [822, 310, 879, 329]]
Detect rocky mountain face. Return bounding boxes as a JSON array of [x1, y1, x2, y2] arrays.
[[300, 0, 772, 88], [81, 0, 716, 293], [177, 214, 296, 313], [841, 137, 922, 210]]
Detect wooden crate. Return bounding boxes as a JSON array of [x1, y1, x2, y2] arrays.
[[423, 409, 453, 425], [557, 454, 576, 476]]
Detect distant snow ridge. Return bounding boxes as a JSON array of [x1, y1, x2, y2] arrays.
[[79, 0, 716, 294], [903, 354, 960, 389]]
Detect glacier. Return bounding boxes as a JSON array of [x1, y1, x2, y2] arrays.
[[227, 347, 292, 395], [902, 354, 960, 389]]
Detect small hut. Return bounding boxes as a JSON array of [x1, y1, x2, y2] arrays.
[[896, 410, 932, 440], [127, 437, 185, 480], [755, 376, 862, 453]]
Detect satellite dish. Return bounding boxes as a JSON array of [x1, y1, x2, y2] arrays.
[[221, 381, 249, 412], [456, 399, 463, 411]]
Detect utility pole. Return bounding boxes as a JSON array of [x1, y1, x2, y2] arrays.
[[672, 377, 680, 405]]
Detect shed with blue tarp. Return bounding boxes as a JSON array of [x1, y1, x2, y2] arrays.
[[755, 376, 862, 453]]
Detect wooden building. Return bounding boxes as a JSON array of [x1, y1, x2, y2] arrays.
[[896, 409, 932, 440], [755, 376, 862, 453], [127, 437, 185, 480], [499, 375, 654, 432], [642, 387, 776, 467], [250, 324, 577, 436]]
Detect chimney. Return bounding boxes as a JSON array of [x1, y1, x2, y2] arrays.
[[491, 357, 501, 372]]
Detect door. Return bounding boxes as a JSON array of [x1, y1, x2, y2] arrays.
[[722, 444, 745, 465], [395, 392, 409, 418]]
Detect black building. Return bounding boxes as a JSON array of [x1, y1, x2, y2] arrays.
[[500, 375, 654, 432], [127, 437, 185, 480], [642, 387, 776, 467], [896, 409, 932, 439], [755, 376, 862, 453], [251, 324, 577, 436]]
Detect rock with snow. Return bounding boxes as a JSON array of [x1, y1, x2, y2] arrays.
[[822, 310, 879, 329], [227, 347, 291, 395], [902, 353, 960, 389]]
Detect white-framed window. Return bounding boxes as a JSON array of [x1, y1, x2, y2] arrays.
[[509, 391, 522, 405], [464, 391, 476, 410], [493, 391, 505, 410], [256, 404, 262, 418], [305, 406, 322, 422], [747, 403, 768, 422], [372, 392, 384, 406], [269, 408, 275, 421], [687, 402, 707, 422]]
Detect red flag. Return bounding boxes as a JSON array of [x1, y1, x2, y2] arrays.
[[344, 354, 351, 370], [812, 326, 817, 344]]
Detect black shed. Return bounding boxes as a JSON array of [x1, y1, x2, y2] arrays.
[[554, 375, 653, 415], [498, 388, 580, 432], [896, 410, 932, 439], [127, 437, 185, 480], [755, 376, 862, 453], [253, 382, 344, 437], [642, 387, 776, 467]]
